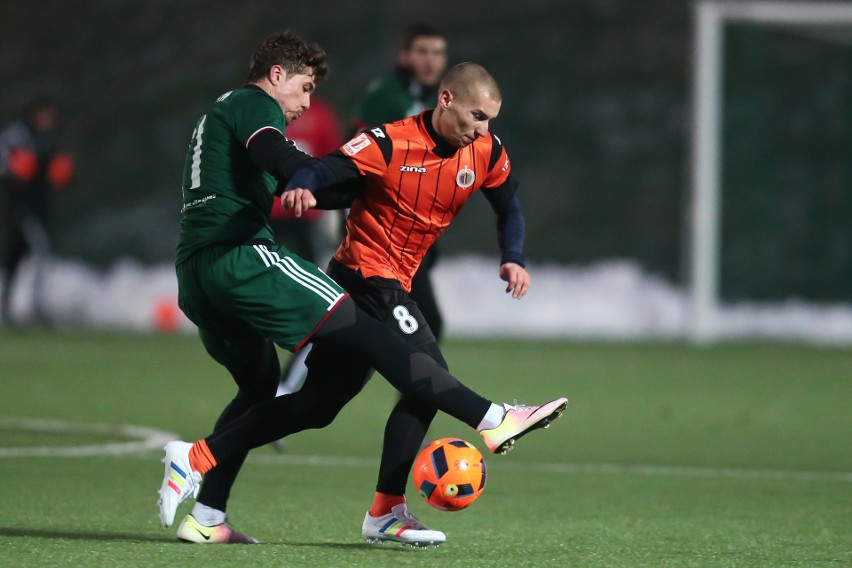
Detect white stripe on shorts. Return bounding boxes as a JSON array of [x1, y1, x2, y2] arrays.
[[253, 245, 343, 309], [254, 244, 272, 267]]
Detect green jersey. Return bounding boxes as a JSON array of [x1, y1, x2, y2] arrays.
[[176, 86, 284, 264], [351, 67, 437, 129]]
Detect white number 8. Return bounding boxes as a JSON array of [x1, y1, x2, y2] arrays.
[[393, 305, 419, 334]]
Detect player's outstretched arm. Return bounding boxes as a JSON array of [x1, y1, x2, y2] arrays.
[[281, 150, 365, 215]]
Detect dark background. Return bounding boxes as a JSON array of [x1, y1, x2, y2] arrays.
[[2, 0, 849, 301]]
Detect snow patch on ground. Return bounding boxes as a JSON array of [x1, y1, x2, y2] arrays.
[[5, 255, 852, 344]]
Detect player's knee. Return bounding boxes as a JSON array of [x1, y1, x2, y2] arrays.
[[396, 393, 439, 421], [234, 386, 275, 406], [300, 405, 339, 430], [299, 393, 352, 430]]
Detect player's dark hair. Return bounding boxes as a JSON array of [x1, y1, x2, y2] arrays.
[[246, 30, 328, 83], [401, 23, 445, 51]]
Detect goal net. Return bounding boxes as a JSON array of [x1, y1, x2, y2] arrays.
[[688, 1, 852, 342]]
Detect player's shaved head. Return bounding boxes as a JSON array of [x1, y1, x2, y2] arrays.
[[432, 61, 502, 147], [439, 62, 501, 105]]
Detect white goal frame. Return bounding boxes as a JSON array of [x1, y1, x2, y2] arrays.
[[688, 0, 852, 343]]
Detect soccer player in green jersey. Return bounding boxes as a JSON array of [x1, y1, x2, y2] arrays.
[[159, 29, 567, 545]]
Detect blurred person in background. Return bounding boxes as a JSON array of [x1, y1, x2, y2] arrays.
[[0, 97, 74, 327], [351, 23, 447, 132], [351, 23, 448, 343]]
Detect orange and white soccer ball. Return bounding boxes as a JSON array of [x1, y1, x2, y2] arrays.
[[412, 437, 486, 511]]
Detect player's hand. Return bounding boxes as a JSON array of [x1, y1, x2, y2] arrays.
[[499, 262, 530, 299], [281, 188, 317, 218]]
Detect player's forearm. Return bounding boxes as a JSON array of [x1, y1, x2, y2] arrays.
[[483, 175, 525, 266], [496, 195, 526, 267], [283, 151, 361, 202]]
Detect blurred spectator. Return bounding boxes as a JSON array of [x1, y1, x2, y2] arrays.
[[351, 23, 448, 341], [351, 23, 448, 132], [0, 97, 74, 326]]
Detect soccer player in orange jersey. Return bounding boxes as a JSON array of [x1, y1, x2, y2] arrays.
[[281, 62, 534, 545]]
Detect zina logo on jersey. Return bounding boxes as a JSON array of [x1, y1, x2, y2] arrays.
[[456, 166, 475, 189], [400, 165, 427, 173]]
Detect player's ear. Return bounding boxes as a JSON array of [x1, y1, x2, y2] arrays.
[[269, 65, 285, 85], [438, 89, 453, 110]]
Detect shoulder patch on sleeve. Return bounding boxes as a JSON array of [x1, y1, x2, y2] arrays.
[[342, 132, 372, 156]]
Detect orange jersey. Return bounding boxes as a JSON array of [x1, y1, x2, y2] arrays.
[[333, 111, 512, 291]]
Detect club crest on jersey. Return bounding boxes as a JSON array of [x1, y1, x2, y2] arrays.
[[343, 133, 371, 156], [456, 166, 475, 189]]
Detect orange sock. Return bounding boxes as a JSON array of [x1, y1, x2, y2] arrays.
[[369, 492, 406, 517], [188, 439, 217, 475]]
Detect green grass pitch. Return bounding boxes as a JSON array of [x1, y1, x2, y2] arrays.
[[0, 330, 850, 567]]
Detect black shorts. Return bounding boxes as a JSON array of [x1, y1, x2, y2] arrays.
[[325, 259, 439, 353]]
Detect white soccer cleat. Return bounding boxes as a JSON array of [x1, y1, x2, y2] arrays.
[[158, 441, 202, 528], [361, 503, 446, 548], [480, 397, 568, 455]]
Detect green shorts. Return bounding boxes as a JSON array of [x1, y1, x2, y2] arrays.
[[177, 243, 346, 353]]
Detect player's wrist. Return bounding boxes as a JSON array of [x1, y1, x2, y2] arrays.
[[500, 254, 525, 268]]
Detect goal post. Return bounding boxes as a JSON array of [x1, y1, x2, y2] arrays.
[[687, 0, 852, 343]]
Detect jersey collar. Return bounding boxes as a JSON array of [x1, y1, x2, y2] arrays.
[[421, 110, 458, 159]]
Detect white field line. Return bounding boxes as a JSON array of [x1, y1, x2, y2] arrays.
[[0, 417, 177, 458], [245, 453, 852, 483], [1, 417, 849, 484]]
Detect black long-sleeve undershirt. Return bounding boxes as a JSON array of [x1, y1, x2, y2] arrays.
[[247, 128, 338, 195]]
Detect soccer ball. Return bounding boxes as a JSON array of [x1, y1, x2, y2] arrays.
[[412, 437, 486, 511]]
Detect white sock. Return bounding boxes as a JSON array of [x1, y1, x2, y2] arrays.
[[191, 503, 227, 527], [476, 403, 507, 431]]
